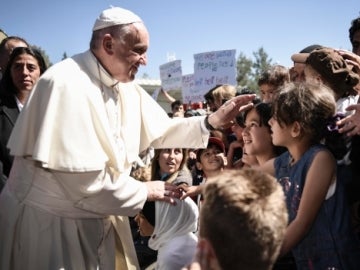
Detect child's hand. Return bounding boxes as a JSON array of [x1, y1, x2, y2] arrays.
[[177, 184, 203, 200]]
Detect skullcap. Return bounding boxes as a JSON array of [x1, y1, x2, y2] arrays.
[[92, 7, 142, 31]]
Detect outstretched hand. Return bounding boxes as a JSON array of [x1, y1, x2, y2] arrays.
[[145, 181, 181, 205], [177, 184, 203, 200], [207, 94, 256, 130], [336, 104, 360, 136]]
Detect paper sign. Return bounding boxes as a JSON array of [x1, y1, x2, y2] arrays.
[[182, 74, 204, 103], [159, 60, 182, 91], [193, 49, 237, 94]]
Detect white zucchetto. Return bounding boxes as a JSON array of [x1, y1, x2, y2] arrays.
[[92, 7, 142, 31]]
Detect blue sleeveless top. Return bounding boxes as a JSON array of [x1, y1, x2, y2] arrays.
[[274, 144, 360, 270]]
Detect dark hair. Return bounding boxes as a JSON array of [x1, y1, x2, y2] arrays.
[[0, 46, 47, 97], [203, 84, 219, 104], [349, 17, 360, 44], [244, 102, 286, 156], [0, 36, 29, 55], [272, 82, 347, 159], [258, 65, 290, 88], [171, 100, 182, 110]]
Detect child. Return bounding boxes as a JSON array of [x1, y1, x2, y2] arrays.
[[242, 102, 285, 166], [262, 82, 360, 269], [179, 137, 226, 200], [135, 197, 198, 270], [183, 169, 288, 270], [258, 64, 290, 103]]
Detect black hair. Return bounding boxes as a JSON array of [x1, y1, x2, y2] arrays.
[[171, 100, 182, 110], [244, 102, 286, 156], [349, 17, 360, 43], [0, 46, 47, 97]]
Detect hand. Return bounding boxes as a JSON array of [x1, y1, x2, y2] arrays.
[[145, 181, 181, 205], [336, 49, 360, 76], [178, 184, 203, 200], [207, 94, 255, 130], [336, 104, 360, 136]]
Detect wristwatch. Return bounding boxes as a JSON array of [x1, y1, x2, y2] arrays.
[[204, 115, 217, 131]]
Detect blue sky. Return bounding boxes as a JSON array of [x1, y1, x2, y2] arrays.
[[1, 1, 359, 79]]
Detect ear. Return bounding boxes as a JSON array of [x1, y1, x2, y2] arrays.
[[197, 238, 221, 269], [290, 121, 302, 138], [102, 35, 113, 54], [200, 238, 217, 258]]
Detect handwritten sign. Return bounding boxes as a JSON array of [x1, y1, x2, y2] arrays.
[[159, 60, 182, 91], [193, 49, 237, 93]]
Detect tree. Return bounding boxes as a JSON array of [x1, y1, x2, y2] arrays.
[[62, 52, 68, 60], [31, 45, 52, 68], [252, 47, 272, 85], [236, 52, 254, 89], [235, 47, 273, 94]]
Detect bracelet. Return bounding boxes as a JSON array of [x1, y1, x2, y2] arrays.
[[204, 115, 217, 131]]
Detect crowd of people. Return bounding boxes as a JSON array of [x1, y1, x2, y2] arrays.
[[0, 5, 360, 270]]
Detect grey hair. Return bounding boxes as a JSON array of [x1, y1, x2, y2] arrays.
[[90, 24, 133, 50]]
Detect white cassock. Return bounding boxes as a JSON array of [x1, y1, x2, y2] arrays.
[[0, 50, 209, 270]]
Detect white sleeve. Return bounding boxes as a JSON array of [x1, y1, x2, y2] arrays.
[[53, 167, 148, 217]]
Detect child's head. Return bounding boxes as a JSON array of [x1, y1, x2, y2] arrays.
[[258, 65, 290, 102], [270, 82, 336, 146], [242, 103, 285, 164], [204, 84, 237, 111], [196, 137, 226, 176], [200, 169, 288, 270], [305, 47, 359, 99]]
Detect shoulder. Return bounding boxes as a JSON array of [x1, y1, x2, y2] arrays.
[[173, 168, 193, 186], [305, 145, 336, 175], [311, 146, 335, 164]]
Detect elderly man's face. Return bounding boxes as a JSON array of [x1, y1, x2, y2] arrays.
[[111, 22, 149, 82]]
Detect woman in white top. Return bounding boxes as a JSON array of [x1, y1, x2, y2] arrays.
[[135, 198, 198, 270]]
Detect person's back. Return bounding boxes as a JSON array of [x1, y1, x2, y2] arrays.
[[135, 197, 198, 270], [150, 198, 198, 270]]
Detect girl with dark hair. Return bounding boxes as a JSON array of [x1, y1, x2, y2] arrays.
[[242, 102, 286, 166], [262, 82, 360, 269]]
